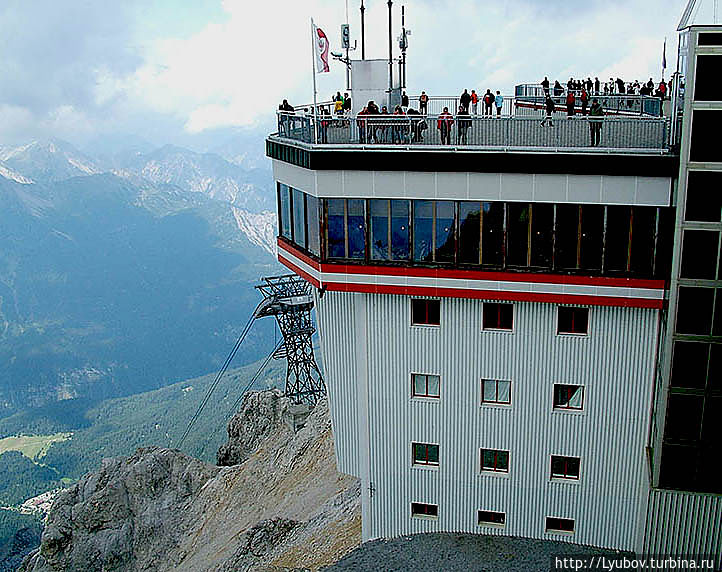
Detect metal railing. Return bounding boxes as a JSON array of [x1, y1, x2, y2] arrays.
[[275, 112, 669, 151]]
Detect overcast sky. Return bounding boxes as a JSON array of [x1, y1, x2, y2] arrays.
[[0, 0, 690, 150]]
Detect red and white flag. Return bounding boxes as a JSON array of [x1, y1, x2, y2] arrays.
[[313, 22, 330, 74]]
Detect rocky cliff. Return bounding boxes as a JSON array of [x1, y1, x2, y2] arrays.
[[20, 390, 361, 572]]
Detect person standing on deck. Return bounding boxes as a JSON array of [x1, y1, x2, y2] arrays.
[[438, 106, 454, 144], [540, 94, 556, 126], [460, 89, 471, 113], [471, 90, 479, 115], [580, 87, 589, 116], [419, 91, 429, 115], [495, 91, 504, 117], [589, 99, 604, 146], [566, 91, 576, 116]]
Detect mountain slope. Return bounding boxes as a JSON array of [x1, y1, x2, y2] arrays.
[[20, 391, 361, 572]]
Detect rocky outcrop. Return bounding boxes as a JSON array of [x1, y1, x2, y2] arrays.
[[21, 392, 360, 572]]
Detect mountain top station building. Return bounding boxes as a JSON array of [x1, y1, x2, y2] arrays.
[[266, 1, 722, 559]]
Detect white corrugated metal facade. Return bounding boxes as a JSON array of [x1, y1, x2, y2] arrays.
[[316, 291, 660, 550]]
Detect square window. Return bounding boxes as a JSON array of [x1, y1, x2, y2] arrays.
[[483, 302, 513, 331], [412, 374, 440, 399], [411, 299, 440, 326], [676, 287, 714, 335], [553, 384, 584, 410], [557, 307, 589, 335], [412, 443, 439, 466], [551, 455, 581, 480], [481, 379, 511, 405], [680, 230, 719, 280], [480, 449, 509, 473], [478, 510, 506, 527], [411, 502, 438, 518], [545, 516, 575, 533]]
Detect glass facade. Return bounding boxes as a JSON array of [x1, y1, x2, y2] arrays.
[[278, 184, 673, 280]]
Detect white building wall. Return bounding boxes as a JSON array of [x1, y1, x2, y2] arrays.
[[317, 291, 661, 550]]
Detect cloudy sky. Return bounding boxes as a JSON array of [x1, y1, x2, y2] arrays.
[[0, 0, 691, 151]]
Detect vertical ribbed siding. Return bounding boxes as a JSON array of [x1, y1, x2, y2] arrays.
[[644, 489, 722, 560], [353, 294, 658, 549], [315, 290, 360, 477]]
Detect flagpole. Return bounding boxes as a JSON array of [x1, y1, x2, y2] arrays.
[[311, 18, 319, 144]]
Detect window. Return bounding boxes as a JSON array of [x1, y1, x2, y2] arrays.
[[325, 199, 366, 259], [413, 200, 455, 263], [665, 394, 704, 442], [690, 111, 722, 163], [278, 183, 292, 240], [306, 194, 320, 256], [483, 302, 513, 331], [478, 510, 506, 527], [579, 205, 604, 271], [545, 517, 575, 533], [412, 443, 439, 466], [553, 384, 584, 410], [555, 204, 579, 270], [480, 449, 509, 473], [506, 202, 530, 267], [681, 230, 719, 280], [411, 502, 438, 518], [482, 202, 505, 266], [412, 373, 440, 399], [557, 307, 589, 335], [604, 206, 632, 272], [481, 379, 511, 405], [370, 199, 410, 261], [530, 203, 554, 268], [676, 287, 714, 335], [686, 172, 722, 222], [630, 207, 657, 275], [292, 188, 307, 249], [459, 202, 481, 264], [551, 455, 581, 480], [411, 299, 440, 326], [671, 342, 708, 390], [326, 199, 345, 258]]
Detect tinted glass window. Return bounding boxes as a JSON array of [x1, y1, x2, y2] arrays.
[[555, 204, 579, 270], [655, 208, 675, 279], [685, 172, 722, 222], [659, 444, 699, 490], [292, 188, 306, 249], [579, 205, 604, 270], [630, 207, 657, 275], [459, 202, 481, 264], [327, 199, 346, 258], [671, 341, 708, 390], [665, 394, 704, 441], [530, 203, 554, 268], [699, 32, 722, 46], [690, 111, 722, 162], [482, 202, 504, 266], [435, 201, 456, 263], [370, 199, 390, 260], [413, 200, 433, 262], [605, 206, 631, 272], [279, 184, 292, 239], [558, 307, 589, 334], [483, 302, 513, 330], [390, 200, 410, 260], [680, 230, 718, 279], [676, 287, 714, 335], [306, 194, 320, 256], [411, 299, 440, 326], [507, 203, 530, 267], [708, 344, 722, 392], [695, 55, 722, 101], [347, 199, 365, 259]]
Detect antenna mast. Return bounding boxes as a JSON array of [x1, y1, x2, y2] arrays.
[[360, 0, 366, 59]]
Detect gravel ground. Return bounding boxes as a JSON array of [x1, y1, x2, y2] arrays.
[[322, 533, 631, 572]]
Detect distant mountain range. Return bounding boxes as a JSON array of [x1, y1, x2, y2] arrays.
[[0, 136, 281, 415]]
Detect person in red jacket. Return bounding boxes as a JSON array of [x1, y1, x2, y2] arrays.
[[580, 88, 589, 116], [437, 107, 454, 145], [566, 91, 576, 117]]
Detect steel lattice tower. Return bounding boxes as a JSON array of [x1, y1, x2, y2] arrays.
[[255, 275, 326, 406]]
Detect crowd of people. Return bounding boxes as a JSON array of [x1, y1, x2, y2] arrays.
[[276, 74, 667, 147], [541, 76, 674, 100]]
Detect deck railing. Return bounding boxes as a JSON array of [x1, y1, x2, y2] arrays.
[[275, 112, 669, 152]]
